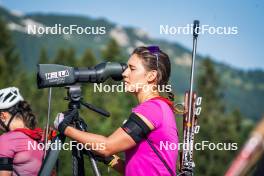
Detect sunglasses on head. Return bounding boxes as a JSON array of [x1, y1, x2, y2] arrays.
[[146, 46, 161, 68]]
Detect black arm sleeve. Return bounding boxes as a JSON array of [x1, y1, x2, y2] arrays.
[[121, 113, 151, 143], [0, 157, 13, 171]]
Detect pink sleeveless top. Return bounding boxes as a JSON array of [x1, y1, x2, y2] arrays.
[[0, 131, 44, 175], [125, 98, 178, 176]]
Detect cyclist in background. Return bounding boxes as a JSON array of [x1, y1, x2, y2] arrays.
[[0, 87, 44, 176]]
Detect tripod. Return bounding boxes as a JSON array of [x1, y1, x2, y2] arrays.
[[38, 85, 110, 176]]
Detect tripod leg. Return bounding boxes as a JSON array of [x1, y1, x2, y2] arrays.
[[55, 159, 59, 176], [74, 117, 102, 176], [72, 141, 85, 176], [85, 150, 102, 176], [38, 135, 65, 176]]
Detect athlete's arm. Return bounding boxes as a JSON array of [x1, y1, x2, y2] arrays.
[[0, 135, 15, 176], [64, 113, 154, 156]]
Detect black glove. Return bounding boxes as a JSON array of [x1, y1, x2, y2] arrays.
[[57, 109, 78, 134]]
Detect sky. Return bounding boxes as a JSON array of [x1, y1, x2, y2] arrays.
[[1, 0, 263, 70]]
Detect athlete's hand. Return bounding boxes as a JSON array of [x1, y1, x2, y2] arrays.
[[54, 109, 78, 134], [92, 153, 119, 166]]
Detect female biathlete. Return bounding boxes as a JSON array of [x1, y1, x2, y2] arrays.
[[54, 46, 179, 176]]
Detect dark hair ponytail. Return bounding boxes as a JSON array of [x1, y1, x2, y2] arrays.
[[8, 101, 37, 129], [167, 91, 175, 102]]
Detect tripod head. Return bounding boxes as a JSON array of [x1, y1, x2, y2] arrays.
[[65, 85, 110, 117]]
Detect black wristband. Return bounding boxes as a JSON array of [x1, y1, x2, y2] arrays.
[[58, 122, 69, 134], [58, 109, 78, 134]]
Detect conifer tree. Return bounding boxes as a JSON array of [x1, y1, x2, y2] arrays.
[[101, 38, 122, 62], [38, 47, 49, 64], [78, 48, 97, 67], [194, 58, 247, 175], [0, 17, 20, 86]]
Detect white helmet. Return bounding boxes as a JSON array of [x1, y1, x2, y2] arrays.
[[0, 87, 24, 110]]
